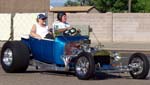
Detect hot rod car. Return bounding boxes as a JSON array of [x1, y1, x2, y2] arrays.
[[1, 26, 149, 80]]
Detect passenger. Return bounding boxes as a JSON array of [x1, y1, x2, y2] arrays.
[[52, 12, 80, 36], [30, 14, 53, 39]]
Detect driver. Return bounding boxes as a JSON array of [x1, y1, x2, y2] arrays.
[[52, 12, 80, 36]]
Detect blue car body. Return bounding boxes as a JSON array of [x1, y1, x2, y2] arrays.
[[21, 36, 89, 65]]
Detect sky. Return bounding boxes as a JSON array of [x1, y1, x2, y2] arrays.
[[50, 0, 67, 7]]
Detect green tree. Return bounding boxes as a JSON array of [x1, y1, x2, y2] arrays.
[[64, 0, 80, 6], [112, 0, 128, 12], [139, 0, 150, 12], [91, 0, 145, 13], [65, 0, 149, 13], [92, 0, 119, 12], [131, 0, 145, 12], [77, 0, 93, 6], [65, 0, 93, 6]]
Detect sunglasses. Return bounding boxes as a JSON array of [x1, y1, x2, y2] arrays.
[[41, 18, 47, 20]]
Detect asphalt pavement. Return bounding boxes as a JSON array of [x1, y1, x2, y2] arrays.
[[0, 65, 150, 85]]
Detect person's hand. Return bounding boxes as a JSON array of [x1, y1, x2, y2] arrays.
[[67, 26, 73, 30], [48, 28, 53, 32], [63, 27, 72, 32], [77, 28, 81, 33]]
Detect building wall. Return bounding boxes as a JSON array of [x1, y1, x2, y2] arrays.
[[113, 13, 150, 43], [1, 13, 150, 44], [0, 0, 49, 13], [67, 13, 113, 43], [13, 13, 40, 40], [49, 13, 150, 44], [48, 12, 113, 43], [0, 13, 40, 40], [0, 14, 11, 40]]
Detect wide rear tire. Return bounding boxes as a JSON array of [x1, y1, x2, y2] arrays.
[[1, 41, 30, 73]]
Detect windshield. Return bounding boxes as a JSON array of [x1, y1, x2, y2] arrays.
[[54, 25, 90, 37], [73, 25, 90, 36]]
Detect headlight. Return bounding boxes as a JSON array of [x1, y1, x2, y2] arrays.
[[80, 43, 91, 52], [112, 52, 121, 61]]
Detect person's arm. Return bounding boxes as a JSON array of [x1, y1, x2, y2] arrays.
[[57, 27, 72, 33], [30, 24, 42, 39], [53, 21, 72, 34]]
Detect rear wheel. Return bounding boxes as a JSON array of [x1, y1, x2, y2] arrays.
[[75, 52, 95, 80], [129, 53, 149, 79], [1, 41, 30, 73]]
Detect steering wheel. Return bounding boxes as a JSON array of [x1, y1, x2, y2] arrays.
[[63, 27, 78, 36]]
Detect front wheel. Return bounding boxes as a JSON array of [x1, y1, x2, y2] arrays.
[[75, 52, 95, 80], [129, 53, 149, 79]]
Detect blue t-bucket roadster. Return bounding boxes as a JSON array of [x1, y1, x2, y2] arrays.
[[1, 26, 149, 80]]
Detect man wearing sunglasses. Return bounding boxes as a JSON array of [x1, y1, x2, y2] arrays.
[[30, 14, 52, 39]]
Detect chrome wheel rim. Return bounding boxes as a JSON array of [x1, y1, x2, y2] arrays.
[[76, 56, 89, 76], [131, 57, 143, 75], [3, 48, 13, 66]]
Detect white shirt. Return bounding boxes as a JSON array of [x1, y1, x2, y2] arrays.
[[35, 23, 49, 39], [52, 21, 70, 32]]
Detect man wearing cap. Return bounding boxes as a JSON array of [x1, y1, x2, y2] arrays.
[[30, 14, 53, 39]]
